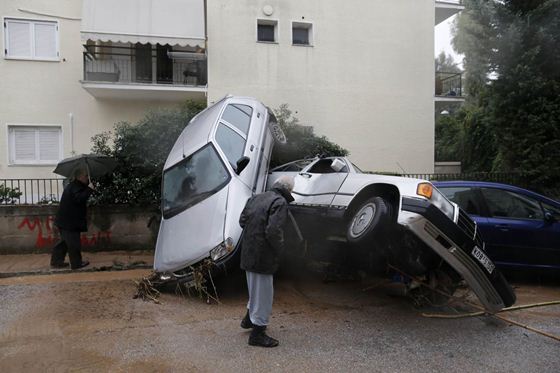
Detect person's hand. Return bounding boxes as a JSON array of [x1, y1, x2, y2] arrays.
[[88, 182, 95, 191]]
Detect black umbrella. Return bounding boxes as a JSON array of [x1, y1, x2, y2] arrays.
[[53, 154, 117, 179]]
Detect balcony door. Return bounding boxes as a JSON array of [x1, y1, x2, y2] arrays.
[[134, 43, 152, 82], [156, 44, 173, 84]]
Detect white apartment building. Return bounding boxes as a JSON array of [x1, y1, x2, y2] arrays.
[[0, 0, 463, 182]]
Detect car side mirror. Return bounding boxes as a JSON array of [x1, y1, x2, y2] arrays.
[[544, 211, 556, 223], [330, 158, 346, 172], [236, 156, 250, 175]]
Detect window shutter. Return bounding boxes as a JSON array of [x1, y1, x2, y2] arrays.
[[34, 22, 57, 58], [13, 129, 37, 161], [38, 128, 61, 161], [6, 20, 32, 58]]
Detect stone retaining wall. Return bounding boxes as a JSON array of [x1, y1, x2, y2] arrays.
[[0, 205, 159, 255]]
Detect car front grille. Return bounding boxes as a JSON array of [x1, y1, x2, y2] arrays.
[[457, 208, 485, 249]]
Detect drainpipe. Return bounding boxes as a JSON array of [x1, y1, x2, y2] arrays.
[[69, 112, 75, 155]]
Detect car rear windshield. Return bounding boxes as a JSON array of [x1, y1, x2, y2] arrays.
[[162, 144, 231, 219]]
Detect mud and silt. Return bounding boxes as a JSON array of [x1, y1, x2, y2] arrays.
[[1, 270, 559, 372]]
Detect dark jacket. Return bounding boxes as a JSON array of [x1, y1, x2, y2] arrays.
[[239, 187, 294, 274], [55, 180, 93, 232]]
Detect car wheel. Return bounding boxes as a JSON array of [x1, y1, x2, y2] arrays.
[[268, 121, 287, 145], [347, 196, 391, 244]]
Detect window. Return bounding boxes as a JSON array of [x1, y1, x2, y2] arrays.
[[4, 18, 59, 60], [215, 123, 246, 167], [542, 202, 560, 221], [292, 22, 313, 46], [308, 158, 347, 174], [439, 187, 483, 215], [162, 144, 230, 218], [480, 188, 544, 220], [8, 125, 62, 165], [257, 19, 277, 43], [221, 104, 252, 135]]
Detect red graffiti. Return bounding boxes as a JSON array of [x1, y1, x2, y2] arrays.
[[17, 216, 112, 249]]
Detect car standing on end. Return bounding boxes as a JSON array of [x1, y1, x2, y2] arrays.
[[434, 181, 560, 271], [153, 96, 285, 279]]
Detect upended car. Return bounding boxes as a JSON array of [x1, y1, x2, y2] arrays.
[[153, 96, 515, 312]]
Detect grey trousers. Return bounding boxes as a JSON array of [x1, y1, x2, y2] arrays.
[[245, 271, 274, 326], [51, 229, 83, 269]]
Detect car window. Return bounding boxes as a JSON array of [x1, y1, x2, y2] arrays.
[[480, 188, 544, 220], [542, 202, 560, 221], [221, 104, 252, 135], [162, 144, 230, 218], [308, 158, 347, 174], [438, 186, 483, 215], [215, 123, 246, 167]]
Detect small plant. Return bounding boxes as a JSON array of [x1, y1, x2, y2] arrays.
[[0, 184, 22, 204]]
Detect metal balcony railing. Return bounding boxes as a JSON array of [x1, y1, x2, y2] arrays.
[[435, 71, 463, 97], [83, 45, 207, 87]]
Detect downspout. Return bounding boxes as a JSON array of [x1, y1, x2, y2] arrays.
[[69, 112, 75, 155]]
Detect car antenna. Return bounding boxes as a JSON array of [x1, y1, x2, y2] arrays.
[[182, 133, 186, 158], [396, 162, 407, 175]]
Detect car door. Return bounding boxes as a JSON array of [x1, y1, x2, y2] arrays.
[[478, 187, 548, 267], [293, 158, 349, 205]]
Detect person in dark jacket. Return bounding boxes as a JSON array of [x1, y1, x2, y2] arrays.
[[239, 175, 294, 348], [50, 168, 94, 270]]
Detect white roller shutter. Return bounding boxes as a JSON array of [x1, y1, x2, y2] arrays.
[[9, 126, 62, 164], [34, 22, 58, 59], [13, 129, 36, 161], [5, 20, 32, 58], [38, 128, 61, 161]]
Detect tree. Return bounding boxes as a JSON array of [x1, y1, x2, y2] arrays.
[[90, 101, 206, 205], [449, 0, 560, 196], [270, 104, 348, 167]]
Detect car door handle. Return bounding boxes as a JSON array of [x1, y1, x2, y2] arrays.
[[494, 224, 510, 231], [299, 172, 312, 178]]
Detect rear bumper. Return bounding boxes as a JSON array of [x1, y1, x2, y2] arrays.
[[400, 197, 516, 312]]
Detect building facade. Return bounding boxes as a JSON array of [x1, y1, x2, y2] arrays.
[[0, 0, 462, 182]]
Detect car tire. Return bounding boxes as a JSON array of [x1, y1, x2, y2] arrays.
[[346, 196, 391, 244], [268, 121, 287, 145]]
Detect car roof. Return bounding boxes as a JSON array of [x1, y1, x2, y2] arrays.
[[433, 180, 560, 205]]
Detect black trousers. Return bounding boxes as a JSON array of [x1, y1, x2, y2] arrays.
[[50, 229, 83, 269]]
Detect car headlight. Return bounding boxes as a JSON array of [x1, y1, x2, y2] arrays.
[[416, 183, 455, 221], [210, 237, 234, 262]]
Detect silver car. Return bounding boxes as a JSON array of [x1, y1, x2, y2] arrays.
[[268, 157, 516, 312], [154, 96, 284, 276]]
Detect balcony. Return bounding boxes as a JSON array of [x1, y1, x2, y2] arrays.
[[435, 71, 464, 102], [435, 0, 464, 25], [81, 44, 207, 101]]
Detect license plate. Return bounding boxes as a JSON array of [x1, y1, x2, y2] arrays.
[[472, 246, 495, 274]]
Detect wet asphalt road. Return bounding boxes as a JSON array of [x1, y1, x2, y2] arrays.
[[0, 269, 559, 373]]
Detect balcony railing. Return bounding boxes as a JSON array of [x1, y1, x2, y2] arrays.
[[435, 71, 463, 97], [83, 45, 207, 87]]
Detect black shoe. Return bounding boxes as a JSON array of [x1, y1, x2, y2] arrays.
[[240, 310, 254, 329], [248, 325, 279, 348], [50, 262, 69, 269], [71, 260, 90, 270]]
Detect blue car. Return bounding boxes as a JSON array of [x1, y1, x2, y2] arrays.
[[434, 181, 560, 271]]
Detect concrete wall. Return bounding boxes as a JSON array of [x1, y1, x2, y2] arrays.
[[0, 204, 158, 254], [0, 0, 184, 180], [207, 0, 436, 173]]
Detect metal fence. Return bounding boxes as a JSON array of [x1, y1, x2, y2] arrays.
[[435, 71, 463, 97], [0, 179, 65, 205], [400, 172, 528, 188]]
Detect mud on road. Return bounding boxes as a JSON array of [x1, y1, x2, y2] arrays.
[[1, 269, 559, 373]]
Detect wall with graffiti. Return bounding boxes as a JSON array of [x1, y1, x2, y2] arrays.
[[0, 205, 159, 254]]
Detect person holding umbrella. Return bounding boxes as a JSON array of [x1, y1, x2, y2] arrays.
[[50, 154, 116, 270], [50, 168, 94, 269]]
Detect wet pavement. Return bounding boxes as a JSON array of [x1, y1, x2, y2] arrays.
[[1, 263, 559, 373]]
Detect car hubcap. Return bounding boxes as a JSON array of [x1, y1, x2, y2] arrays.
[[350, 203, 376, 237]]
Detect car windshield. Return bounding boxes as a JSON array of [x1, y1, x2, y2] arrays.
[[162, 144, 230, 218]]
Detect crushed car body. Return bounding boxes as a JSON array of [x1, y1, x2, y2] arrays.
[[268, 157, 516, 312], [153, 95, 515, 312]]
